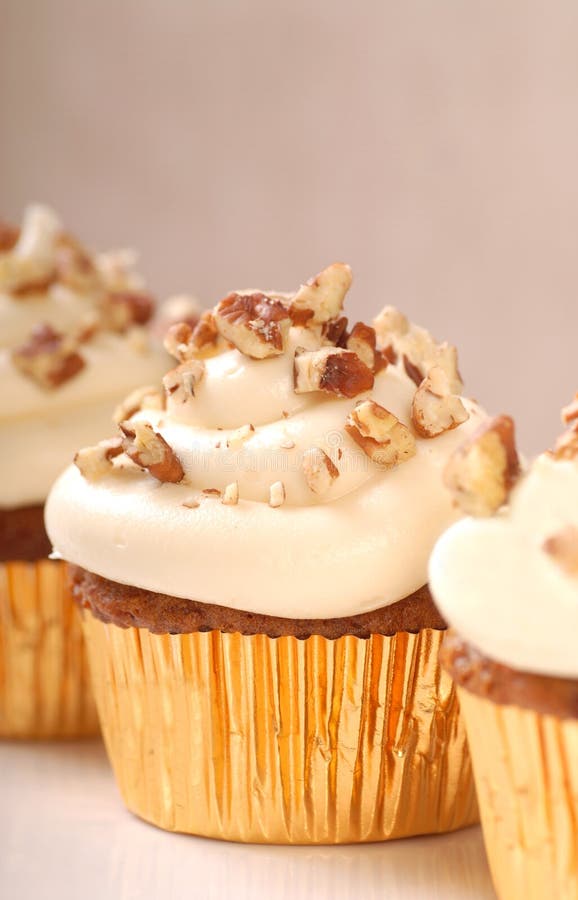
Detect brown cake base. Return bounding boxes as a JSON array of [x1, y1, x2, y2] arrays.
[[69, 564, 446, 639], [441, 629, 578, 719], [0, 504, 52, 562]]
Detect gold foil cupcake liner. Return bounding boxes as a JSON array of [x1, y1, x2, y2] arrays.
[[83, 613, 478, 843], [0, 560, 99, 738], [457, 687, 578, 900]]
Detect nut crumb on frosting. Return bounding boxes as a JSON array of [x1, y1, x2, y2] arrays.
[[346, 322, 376, 371], [302, 447, 339, 495], [345, 399, 416, 469], [269, 481, 286, 507], [443, 415, 520, 516], [411, 366, 469, 438], [222, 482, 239, 506], [226, 424, 255, 449]]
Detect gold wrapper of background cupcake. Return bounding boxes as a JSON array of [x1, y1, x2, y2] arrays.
[[0, 204, 172, 738], [430, 406, 578, 898], [47, 263, 486, 841]]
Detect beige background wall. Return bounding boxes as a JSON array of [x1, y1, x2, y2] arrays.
[[2, 1, 577, 452]]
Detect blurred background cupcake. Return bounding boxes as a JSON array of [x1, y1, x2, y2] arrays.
[[0, 204, 170, 738], [48, 264, 487, 842], [429, 409, 578, 899]]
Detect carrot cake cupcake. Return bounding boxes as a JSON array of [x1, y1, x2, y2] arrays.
[[47, 263, 486, 840], [430, 409, 578, 898], [0, 204, 168, 737]]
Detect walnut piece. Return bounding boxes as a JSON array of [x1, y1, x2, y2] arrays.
[[269, 481, 286, 507], [345, 399, 416, 469], [543, 525, 578, 577], [302, 447, 339, 495], [100, 291, 155, 332], [294, 347, 374, 398], [12, 323, 85, 389], [120, 421, 184, 483], [290, 263, 352, 325], [411, 366, 469, 438], [222, 482, 239, 506], [214, 292, 291, 359], [74, 438, 123, 481], [346, 322, 376, 370], [113, 385, 165, 425], [322, 316, 349, 346], [443, 415, 520, 516], [163, 359, 205, 403]]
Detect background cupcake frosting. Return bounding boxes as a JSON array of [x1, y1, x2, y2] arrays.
[[0, 205, 169, 509]]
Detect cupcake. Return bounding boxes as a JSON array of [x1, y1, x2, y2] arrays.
[[429, 411, 578, 898], [47, 264, 486, 842], [0, 204, 168, 738]]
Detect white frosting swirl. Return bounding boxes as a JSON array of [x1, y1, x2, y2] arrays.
[[46, 316, 486, 618], [0, 205, 168, 508], [429, 453, 578, 679]]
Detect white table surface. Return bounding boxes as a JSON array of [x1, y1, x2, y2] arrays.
[[0, 739, 496, 900]]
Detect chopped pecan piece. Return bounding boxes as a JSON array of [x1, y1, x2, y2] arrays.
[[12, 324, 85, 388], [322, 316, 349, 346], [74, 438, 123, 481], [214, 292, 291, 359], [411, 367, 469, 438], [120, 421, 184, 483], [226, 424, 255, 449], [345, 400, 416, 469], [346, 322, 376, 370], [113, 385, 165, 425], [373, 305, 463, 394], [549, 425, 578, 461], [444, 415, 520, 516], [302, 448, 339, 495], [222, 482, 239, 506], [54, 233, 99, 291], [561, 393, 578, 425], [100, 291, 155, 332], [294, 347, 374, 398], [163, 359, 205, 403], [0, 256, 56, 295], [290, 263, 352, 325], [269, 481, 286, 507], [543, 525, 578, 576], [0, 221, 19, 252]]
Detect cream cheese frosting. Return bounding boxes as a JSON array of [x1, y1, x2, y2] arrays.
[[430, 447, 578, 679], [46, 265, 487, 618], [0, 205, 168, 508]]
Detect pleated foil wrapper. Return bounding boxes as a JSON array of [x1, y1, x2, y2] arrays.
[[458, 687, 578, 900], [0, 560, 99, 738], [83, 611, 478, 843]]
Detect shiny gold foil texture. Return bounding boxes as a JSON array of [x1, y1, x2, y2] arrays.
[[0, 560, 99, 738], [458, 687, 578, 900], [83, 612, 478, 843]]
